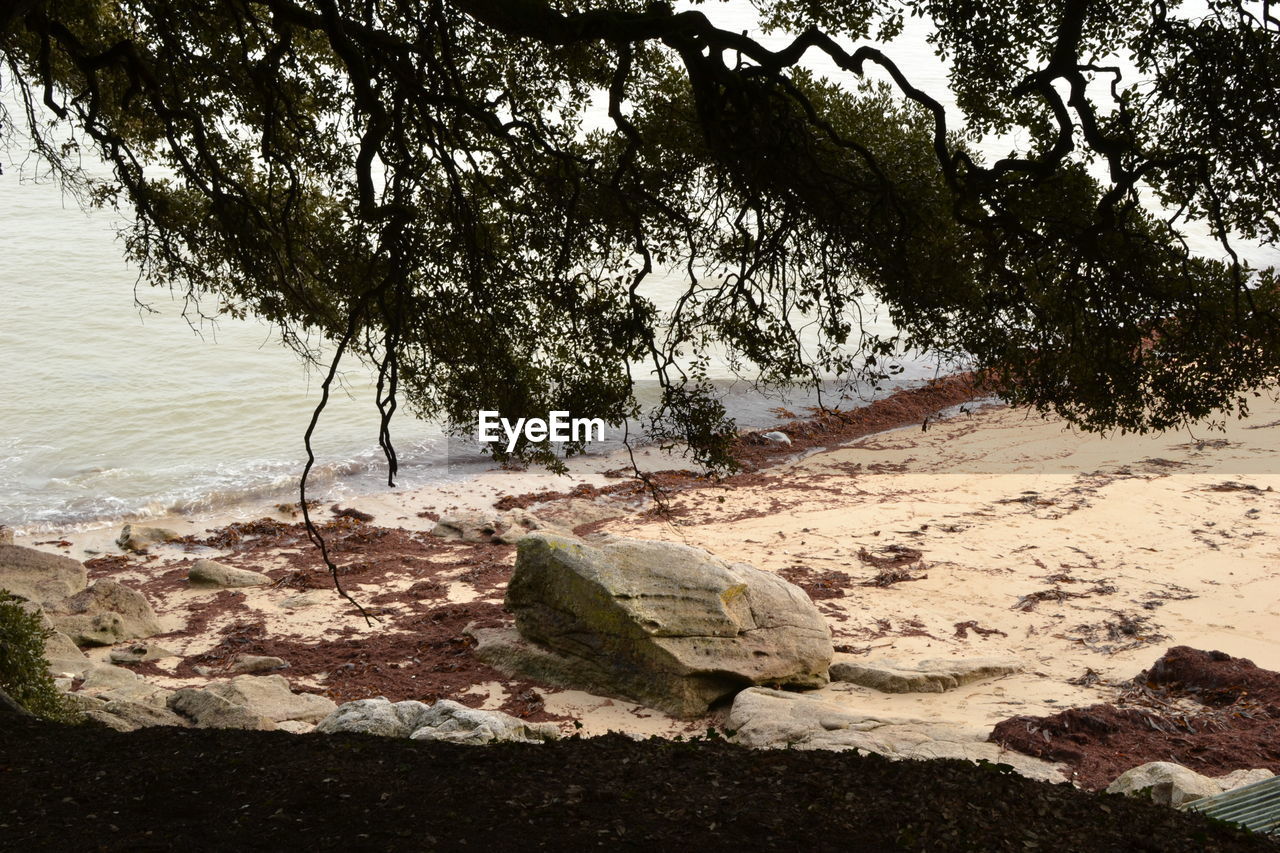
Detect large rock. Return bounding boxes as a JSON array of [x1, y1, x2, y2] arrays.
[[727, 686, 1067, 784], [203, 674, 336, 723], [315, 697, 435, 738], [407, 700, 560, 745], [1106, 762, 1276, 807], [0, 542, 87, 606], [230, 655, 288, 675], [116, 524, 181, 552], [167, 688, 278, 730], [476, 532, 832, 718], [188, 559, 272, 588], [1106, 762, 1224, 806], [48, 580, 162, 646], [830, 656, 1024, 694], [76, 663, 173, 706]]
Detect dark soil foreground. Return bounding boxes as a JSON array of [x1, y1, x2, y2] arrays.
[[2, 718, 1276, 853]]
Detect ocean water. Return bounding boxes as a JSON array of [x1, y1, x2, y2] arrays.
[[2, 3, 1276, 532]]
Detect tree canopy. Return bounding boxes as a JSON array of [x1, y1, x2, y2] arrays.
[[3, 0, 1280, 474]]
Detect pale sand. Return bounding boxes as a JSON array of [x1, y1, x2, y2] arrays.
[[19, 394, 1280, 741]]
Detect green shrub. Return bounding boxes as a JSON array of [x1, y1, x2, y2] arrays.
[[0, 592, 83, 723]]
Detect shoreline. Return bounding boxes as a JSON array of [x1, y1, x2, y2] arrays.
[[9, 373, 1280, 790]]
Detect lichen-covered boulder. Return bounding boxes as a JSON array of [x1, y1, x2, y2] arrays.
[[476, 532, 832, 718], [315, 697, 436, 737], [407, 700, 559, 745], [48, 580, 162, 646]]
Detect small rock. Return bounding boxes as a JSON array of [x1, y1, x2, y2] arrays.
[[280, 591, 326, 610], [276, 720, 316, 734], [0, 526, 13, 545], [230, 655, 288, 675], [108, 642, 177, 665], [407, 700, 560, 745], [188, 559, 272, 588], [1106, 762, 1222, 807], [761, 431, 792, 446], [116, 524, 181, 552]]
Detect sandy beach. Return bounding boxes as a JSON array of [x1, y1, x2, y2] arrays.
[[14, 380, 1280, 784]]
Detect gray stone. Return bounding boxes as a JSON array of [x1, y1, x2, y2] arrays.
[[188, 559, 272, 588], [829, 656, 1023, 694], [727, 686, 1067, 784], [44, 630, 86, 663], [0, 542, 87, 606], [230, 655, 288, 674], [1106, 762, 1223, 807], [204, 674, 336, 723], [102, 699, 189, 729], [49, 580, 162, 646], [314, 697, 435, 738], [63, 693, 109, 713], [761, 431, 792, 446], [109, 642, 177, 665], [116, 524, 181, 552], [167, 688, 278, 730], [479, 532, 831, 717], [407, 700, 560, 745], [1217, 768, 1275, 791], [83, 709, 141, 731]]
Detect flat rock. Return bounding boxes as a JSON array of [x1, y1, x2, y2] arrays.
[[1106, 762, 1224, 807], [830, 656, 1023, 694], [116, 524, 181, 552], [230, 654, 288, 674], [430, 509, 566, 545], [76, 663, 172, 706], [280, 591, 326, 610], [188, 559, 272, 588], [407, 700, 560, 745], [167, 688, 278, 730], [481, 532, 831, 718], [204, 674, 336, 723], [0, 542, 87, 606], [48, 580, 162, 646], [727, 686, 1067, 784], [315, 698, 435, 738], [109, 642, 177, 665]]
